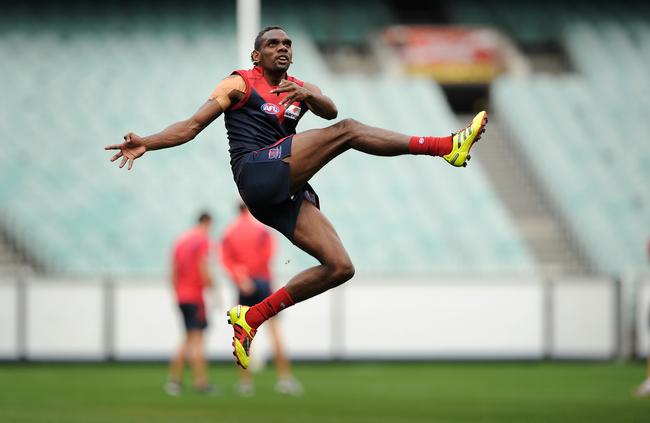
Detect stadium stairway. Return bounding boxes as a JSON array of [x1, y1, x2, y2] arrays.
[[492, 75, 650, 275], [447, 1, 650, 275], [475, 115, 589, 273]]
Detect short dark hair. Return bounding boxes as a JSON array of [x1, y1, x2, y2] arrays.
[[197, 212, 212, 224], [253, 26, 285, 51]]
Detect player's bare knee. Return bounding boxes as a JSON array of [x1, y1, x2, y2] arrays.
[[332, 118, 361, 141], [329, 259, 355, 286]]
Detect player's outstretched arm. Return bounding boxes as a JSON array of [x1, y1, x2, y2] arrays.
[[105, 99, 224, 170], [273, 80, 337, 120]]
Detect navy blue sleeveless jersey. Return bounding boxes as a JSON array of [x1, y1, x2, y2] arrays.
[[224, 66, 308, 180]]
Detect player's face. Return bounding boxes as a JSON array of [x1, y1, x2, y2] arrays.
[[257, 29, 292, 72]]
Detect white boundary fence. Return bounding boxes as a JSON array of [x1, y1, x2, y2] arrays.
[[0, 273, 647, 361]]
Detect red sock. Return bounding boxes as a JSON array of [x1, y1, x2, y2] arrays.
[[408, 135, 452, 156], [245, 287, 295, 329]]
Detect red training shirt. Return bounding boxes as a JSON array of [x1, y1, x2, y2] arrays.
[[172, 227, 211, 304], [220, 212, 275, 287]]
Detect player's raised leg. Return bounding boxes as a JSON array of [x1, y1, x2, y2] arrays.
[[228, 200, 354, 368], [228, 112, 487, 368], [285, 111, 487, 193]]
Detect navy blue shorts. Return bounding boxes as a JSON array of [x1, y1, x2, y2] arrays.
[[238, 279, 273, 306], [237, 136, 320, 242], [178, 303, 208, 331]]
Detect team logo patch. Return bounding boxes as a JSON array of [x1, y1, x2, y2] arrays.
[[284, 104, 301, 120], [261, 103, 280, 114], [268, 146, 282, 159]]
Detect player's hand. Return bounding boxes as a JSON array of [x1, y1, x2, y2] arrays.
[[204, 277, 214, 289], [239, 277, 256, 296], [105, 132, 147, 170], [271, 79, 310, 107]]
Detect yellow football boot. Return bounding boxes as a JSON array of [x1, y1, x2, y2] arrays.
[[227, 305, 257, 369], [444, 111, 488, 167]]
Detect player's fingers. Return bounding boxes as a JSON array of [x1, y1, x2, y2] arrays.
[[119, 156, 128, 168], [281, 95, 295, 106], [127, 158, 134, 170], [270, 86, 290, 94], [110, 151, 123, 162], [105, 144, 123, 150]]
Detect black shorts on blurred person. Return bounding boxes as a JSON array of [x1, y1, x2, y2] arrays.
[[179, 303, 208, 330], [239, 279, 273, 307]]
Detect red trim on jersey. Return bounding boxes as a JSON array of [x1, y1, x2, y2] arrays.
[[259, 135, 291, 150], [229, 70, 252, 111], [230, 66, 304, 120]]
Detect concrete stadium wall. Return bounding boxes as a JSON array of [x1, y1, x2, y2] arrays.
[[636, 278, 650, 358], [0, 274, 635, 361]]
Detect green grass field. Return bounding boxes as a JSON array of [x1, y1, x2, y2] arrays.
[[1, 362, 648, 423]]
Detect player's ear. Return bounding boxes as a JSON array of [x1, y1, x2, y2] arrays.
[[251, 50, 260, 65]]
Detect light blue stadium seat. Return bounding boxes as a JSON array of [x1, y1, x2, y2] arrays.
[[493, 18, 650, 273]]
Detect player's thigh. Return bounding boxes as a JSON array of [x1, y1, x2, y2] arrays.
[[284, 122, 350, 192], [187, 329, 204, 347], [292, 200, 352, 267]]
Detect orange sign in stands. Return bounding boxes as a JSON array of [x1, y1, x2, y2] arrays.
[[382, 25, 506, 84]]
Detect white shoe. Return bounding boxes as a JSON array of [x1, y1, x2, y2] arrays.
[[635, 378, 650, 397], [236, 381, 255, 397], [195, 383, 219, 396], [164, 380, 182, 396], [275, 377, 303, 396]]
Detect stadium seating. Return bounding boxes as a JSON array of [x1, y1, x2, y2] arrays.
[[449, 0, 650, 45], [0, 5, 534, 276], [492, 20, 650, 274], [262, 0, 393, 44]]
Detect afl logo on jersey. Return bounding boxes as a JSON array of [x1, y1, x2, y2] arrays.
[[261, 103, 280, 114]]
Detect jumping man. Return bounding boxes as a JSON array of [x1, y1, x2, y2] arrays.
[[105, 26, 488, 369]]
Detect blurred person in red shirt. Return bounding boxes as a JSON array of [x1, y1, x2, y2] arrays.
[[165, 212, 216, 396], [220, 203, 302, 396]]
